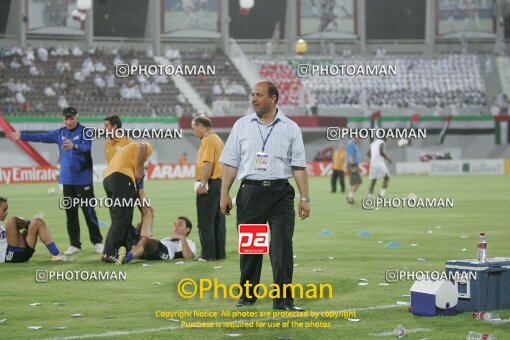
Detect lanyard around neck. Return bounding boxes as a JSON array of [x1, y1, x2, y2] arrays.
[[257, 119, 278, 153]]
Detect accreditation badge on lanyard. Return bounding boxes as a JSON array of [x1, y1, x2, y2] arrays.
[[255, 120, 278, 171]]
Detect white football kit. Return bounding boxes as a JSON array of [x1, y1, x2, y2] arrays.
[[369, 139, 390, 180]]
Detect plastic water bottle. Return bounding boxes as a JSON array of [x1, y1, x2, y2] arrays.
[[477, 232, 487, 263], [472, 312, 502, 323], [466, 331, 497, 339], [393, 325, 407, 337]]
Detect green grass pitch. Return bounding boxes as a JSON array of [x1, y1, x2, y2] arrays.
[[0, 175, 509, 339]]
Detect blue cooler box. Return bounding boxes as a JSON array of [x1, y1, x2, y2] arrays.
[[445, 257, 510, 312]]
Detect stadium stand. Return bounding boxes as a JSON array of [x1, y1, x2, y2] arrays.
[[250, 54, 488, 110], [0, 45, 198, 117]]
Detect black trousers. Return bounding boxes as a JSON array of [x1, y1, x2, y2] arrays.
[[236, 181, 295, 309], [63, 184, 102, 248], [331, 170, 345, 192], [103, 173, 137, 257], [196, 178, 226, 260]]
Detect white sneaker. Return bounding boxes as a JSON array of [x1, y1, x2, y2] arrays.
[[94, 243, 104, 254], [63, 246, 81, 255], [52, 253, 73, 262]]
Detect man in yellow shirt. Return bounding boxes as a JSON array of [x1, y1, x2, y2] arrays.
[[102, 141, 152, 263], [192, 115, 226, 261], [103, 116, 154, 239], [331, 143, 346, 193], [103, 116, 132, 164]]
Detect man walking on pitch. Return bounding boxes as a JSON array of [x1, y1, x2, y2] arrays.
[[368, 137, 392, 197], [346, 137, 362, 204], [220, 81, 310, 311], [331, 143, 346, 193]]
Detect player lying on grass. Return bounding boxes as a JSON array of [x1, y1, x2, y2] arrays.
[[117, 216, 196, 264], [0, 197, 72, 263]]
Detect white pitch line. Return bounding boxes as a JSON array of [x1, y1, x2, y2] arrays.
[[47, 304, 405, 339], [47, 326, 180, 340], [370, 327, 433, 337]]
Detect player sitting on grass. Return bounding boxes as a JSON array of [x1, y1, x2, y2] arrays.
[[0, 197, 72, 263], [117, 216, 196, 264]]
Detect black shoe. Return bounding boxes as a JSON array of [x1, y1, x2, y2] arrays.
[[236, 299, 255, 307], [101, 254, 118, 263], [330, 190, 336, 193], [275, 304, 304, 311]]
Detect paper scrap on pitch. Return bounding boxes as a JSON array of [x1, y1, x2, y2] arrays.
[[359, 278, 368, 282], [397, 301, 410, 306], [168, 318, 180, 322], [427, 230, 433, 234], [402, 294, 410, 297], [28, 326, 42, 330], [175, 261, 184, 265], [29, 303, 41, 306], [106, 315, 115, 319], [293, 255, 297, 258], [0, 319, 6, 323], [142, 263, 152, 267], [226, 334, 242, 337], [293, 264, 298, 267], [460, 235, 468, 239], [379, 283, 389, 286], [214, 266, 223, 269], [327, 257, 334, 260], [358, 282, 368, 286], [54, 302, 65, 306], [417, 258, 426, 261], [152, 282, 162, 285], [436, 226, 442, 229], [313, 269, 322, 272], [462, 248, 467, 252], [53, 326, 67, 330], [348, 318, 360, 322], [411, 244, 418, 247], [71, 314, 82, 317]]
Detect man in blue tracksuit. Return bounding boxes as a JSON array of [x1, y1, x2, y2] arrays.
[[6, 107, 103, 255]]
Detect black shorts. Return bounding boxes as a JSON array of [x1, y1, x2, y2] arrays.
[[4, 245, 35, 263], [349, 167, 362, 186], [140, 241, 169, 261]]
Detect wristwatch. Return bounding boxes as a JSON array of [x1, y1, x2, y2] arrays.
[[300, 197, 310, 203], [199, 182, 207, 188]]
